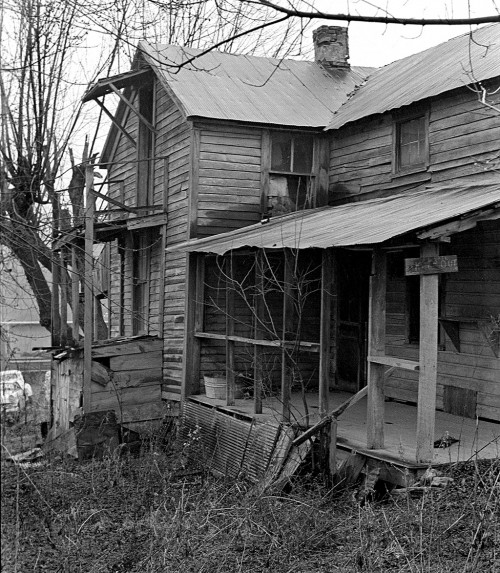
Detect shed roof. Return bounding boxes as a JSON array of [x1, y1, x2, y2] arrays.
[[171, 177, 500, 255], [138, 42, 372, 128], [327, 24, 500, 130]]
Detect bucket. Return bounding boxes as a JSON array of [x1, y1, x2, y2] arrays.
[[204, 376, 244, 399]]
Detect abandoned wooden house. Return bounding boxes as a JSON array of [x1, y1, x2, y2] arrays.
[[51, 24, 500, 483]]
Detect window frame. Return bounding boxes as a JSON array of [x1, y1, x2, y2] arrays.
[[268, 130, 317, 212], [392, 109, 429, 176]]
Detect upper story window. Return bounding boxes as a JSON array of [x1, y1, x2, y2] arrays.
[[269, 132, 315, 213], [393, 113, 428, 174]]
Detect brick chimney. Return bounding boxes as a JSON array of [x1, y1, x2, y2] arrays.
[[313, 26, 349, 69]]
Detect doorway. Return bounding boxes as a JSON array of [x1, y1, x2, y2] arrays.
[[336, 250, 371, 393]]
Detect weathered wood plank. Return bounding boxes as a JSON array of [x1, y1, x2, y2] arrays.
[[367, 249, 386, 449], [109, 351, 162, 372], [416, 242, 440, 463]]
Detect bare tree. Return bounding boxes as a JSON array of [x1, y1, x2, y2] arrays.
[[1, 0, 498, 340]]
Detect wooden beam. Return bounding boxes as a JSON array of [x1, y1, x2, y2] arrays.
[[71, 246, 80, 342], [181, 253, 204, 401], [226, 256, 236, 406], [319, 248, 334, 418], [108, 82, 158, 134], [95, 98, 136, 148], [194, 331, 320, 351], [90, 188, 137, 213], [254, 251, 264, 414], [367, 355, 419, 371], [417, 207, 500, 240], [83, 161, 95, 412], [281, 250, 294, 422], [367, 248, 386, 449], [416, 242, 439, 463], [188, 127, 200, 239], [60, 251, 68, 346], [157, 157, 168, 339], [260, 130, 271, 217]]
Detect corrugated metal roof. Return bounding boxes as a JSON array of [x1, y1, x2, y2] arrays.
[[139, 42, 372, 127], [171, 177, 500, 255], [327, 24, 500, 130]]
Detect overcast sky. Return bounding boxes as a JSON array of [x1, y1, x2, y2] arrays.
[[312, 0, 500, 67]]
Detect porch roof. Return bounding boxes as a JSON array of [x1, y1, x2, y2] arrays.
[[172, 177, 500, 255]]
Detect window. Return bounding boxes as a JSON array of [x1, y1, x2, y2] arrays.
[[269, 132, 315, 213], [394, 114, 428, 173], [131, 232, 152, 335]]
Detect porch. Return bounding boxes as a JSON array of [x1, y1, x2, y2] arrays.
[[188, 390, 500, 469]]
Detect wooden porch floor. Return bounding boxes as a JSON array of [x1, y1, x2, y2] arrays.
[[190, 391, 500, 468]]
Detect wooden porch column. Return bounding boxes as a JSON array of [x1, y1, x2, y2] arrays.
[[416, 242, 439, 463], [367, 248, 387, 449], [253, 250, 264, 414], [281, 249, 293, 422], [83, 161, 95, 411], [226, 255, 236, 406], [181, 252, 204, 401], [319, 248, 334, 418]]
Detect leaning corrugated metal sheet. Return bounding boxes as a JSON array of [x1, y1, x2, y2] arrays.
[[169, 177, 500, 255], [139, 42, 373, 127], [327, 23, 500, 130]]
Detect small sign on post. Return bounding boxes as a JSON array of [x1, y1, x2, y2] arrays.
[[405, 255, 458, 276]]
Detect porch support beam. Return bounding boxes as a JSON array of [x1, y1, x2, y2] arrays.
[[281, 249, 293, 422], [108, 82, 158, 134], [95, 98, 136, 149], [226, 256, 236, 406], [254, 251, 264, 414], [181, 253, 204, 401], [416, 242, 439, 463], [83, 161, 95, 412], [319, 248, 334, 418], [367, 248, 387, 449]]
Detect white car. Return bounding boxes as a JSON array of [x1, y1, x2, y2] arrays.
[[0, 370, 33, 417]]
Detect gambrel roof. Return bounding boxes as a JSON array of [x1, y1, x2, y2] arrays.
[[327, 23, 500, 130], [138, 42, 372, 128]]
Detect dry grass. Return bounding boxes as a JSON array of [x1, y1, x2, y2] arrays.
[[1, 418, 499, 573]]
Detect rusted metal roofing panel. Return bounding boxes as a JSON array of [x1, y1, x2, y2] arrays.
[[181, 399, 281, 482], [170, 177, 500, 255], [138, 42, 372, 128], [327, 24, 500, 130]]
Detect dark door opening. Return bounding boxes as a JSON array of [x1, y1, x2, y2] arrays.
[[336, 250, 371, 393]]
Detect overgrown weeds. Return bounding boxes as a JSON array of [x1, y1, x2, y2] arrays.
[[1, 419, 499, 572]]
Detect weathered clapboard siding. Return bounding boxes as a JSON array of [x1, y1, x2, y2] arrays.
[[385, 222, 500, 421], [89, 338, 165, 427], [196, 123, 263, 237], [329, 87, 499, 198]]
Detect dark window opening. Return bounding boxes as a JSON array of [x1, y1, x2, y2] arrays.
[[270, 132, 314, 213], [131, 231, 153, 335]]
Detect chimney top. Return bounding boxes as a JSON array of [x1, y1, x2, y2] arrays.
[[313, 26, 349, 70]]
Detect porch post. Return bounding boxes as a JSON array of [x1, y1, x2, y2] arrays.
[[83, 161, 95, 412], [281, 249, 293, 422], [416, 242, 439, 463], [319, 248, 334, 418], [226, 255, 236, 406], [181, 252, 204, 401], [367, 248, 386, 449], [253, 250, 264, 414]]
